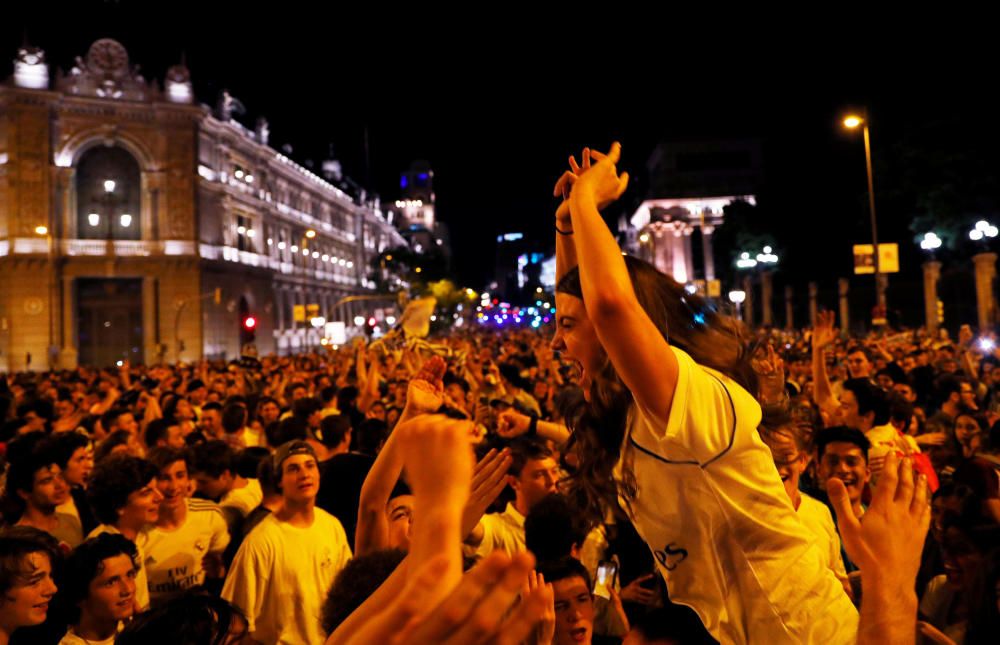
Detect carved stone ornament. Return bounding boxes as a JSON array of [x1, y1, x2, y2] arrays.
[[56, 39, 151, 101], [23, 298, 44, 315]]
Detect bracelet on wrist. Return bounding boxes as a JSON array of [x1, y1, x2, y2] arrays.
[[555, 225, 574, 235], [527, 414, 539, 437]]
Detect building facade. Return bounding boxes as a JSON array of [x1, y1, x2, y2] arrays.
[[0, 39, 405, 371]]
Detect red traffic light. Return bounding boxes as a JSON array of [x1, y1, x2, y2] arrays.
[[243, 316, 257, 330]]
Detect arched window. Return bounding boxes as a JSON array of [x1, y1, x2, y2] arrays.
[[76, 146, 141, 240]]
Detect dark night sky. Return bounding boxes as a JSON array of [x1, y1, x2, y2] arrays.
[[6, 5, 1000, 323]]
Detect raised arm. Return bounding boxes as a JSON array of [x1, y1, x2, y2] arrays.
[[566, 143, 678, 422], [811, 310, 841, 421]]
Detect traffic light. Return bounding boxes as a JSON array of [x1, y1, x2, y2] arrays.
[[240, 315, 257, 345]]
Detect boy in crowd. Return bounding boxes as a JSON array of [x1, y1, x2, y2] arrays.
[[87, 454, 162, 612], [59, 533, 138, 645], [223, 440, 352, 645], [145, 447, 230, 605]]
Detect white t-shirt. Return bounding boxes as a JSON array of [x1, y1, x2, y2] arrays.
[[87, 524, 151, 611], [797, 493, 850, 586], [220, 479, 263, 518], [470, 502, 526, 559], [617, 346, 859, 644], [222, 508, 352, 645], [58, 624, 122, 645], [144, 499, 230, 605]]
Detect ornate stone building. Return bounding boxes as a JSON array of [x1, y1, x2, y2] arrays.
[[0, 39, 404, 371]]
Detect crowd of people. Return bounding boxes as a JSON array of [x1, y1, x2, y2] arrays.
[[0, 143, 996, 644]]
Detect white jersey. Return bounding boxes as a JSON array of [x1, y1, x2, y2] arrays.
[[144, 499, 230, 605], [222, 509, 352, 645], [617, 346, 858, 644]]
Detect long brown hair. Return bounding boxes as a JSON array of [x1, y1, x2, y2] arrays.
[[556, 256, 756, 522]]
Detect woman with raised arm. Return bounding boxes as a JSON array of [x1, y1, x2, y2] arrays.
[[551, 143, 859, 644]]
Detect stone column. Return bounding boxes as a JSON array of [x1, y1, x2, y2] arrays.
[[808, 282, 818, 328], [683, 230, 695, 285], [142, 276, 159, 366], [838, 278, 850, 335], [59, 276, 78, 369], [761, 271, 774, 326], [742, 274, 754, 327], [701, 225, 716, 282], [784, 285, 794, 330], [671, 232, 687, 283], [973, 252, 997, 330], [922, 261, 941, 335]]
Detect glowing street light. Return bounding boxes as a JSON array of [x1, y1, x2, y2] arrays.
[[843, 115, 862, 129], [756, 246, 779, 264], [34, 225, 48, 236], [305, 230, 316, 238], [920, 232, 943, 251], [969, 220, 998, 241], [736, 252, 758, 269], [103, 179, 116, 193]]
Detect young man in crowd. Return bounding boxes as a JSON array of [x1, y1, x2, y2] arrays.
[[845, 345, 874, 380], [535, 557, 624, 645], [59, 533, 138, 645], [0, 527, 60, 644], [145, 447, 230, 605], [464, 438, 560, 558], [189, 440, 263, 541], [6, 432, 83, 549], [316, 417, 388, 551], [223, 440, 352, 645], [759, 420, 850, 594], [196, 401, 224, 440], [86, 453, 162, 612], [143, 418, 185, 451], [814, 426, 872, 574], [51, 431, 97, 536]]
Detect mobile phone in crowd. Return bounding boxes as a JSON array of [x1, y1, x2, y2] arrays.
[[593, 560, 618, 600]]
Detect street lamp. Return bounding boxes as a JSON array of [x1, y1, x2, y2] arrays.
[[756, 246, 779, 265], [920, 232, 943, 252], [842, 111, 885, 311], [736, 252, 758, 269], [919, 232, 944, 333], [969, 220, 998, 242], [728, 289, 746, 321]]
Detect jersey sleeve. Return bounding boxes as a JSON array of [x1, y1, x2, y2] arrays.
[[637, 346, 758, 465], [209, 508, 231, 553]]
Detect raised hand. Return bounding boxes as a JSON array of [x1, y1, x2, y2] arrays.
[[571, 142, 629, 209], [524, 570, 555, 645], [812, 310, 838, 350], [751, 344, 786, 403], [396, 414, 475, 510], [827, 451, 931, 597], [461, 448, 512, 537], [405, 355, 447, 415]]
